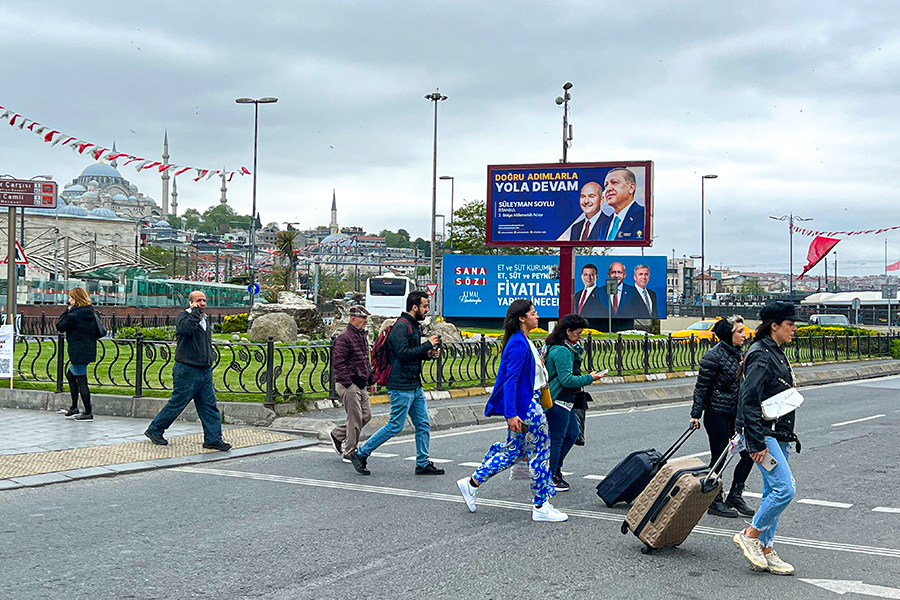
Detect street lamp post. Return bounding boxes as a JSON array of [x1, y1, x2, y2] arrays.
[[700, 174, 717, 320], [439, 175, 454, 252], [235, 96, 278, 307], [769, 213, 812, 299], [555, 83, 573, 162], [425, 89, 447, 285]]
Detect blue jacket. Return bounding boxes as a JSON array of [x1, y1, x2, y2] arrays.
[[484, 331, 536, 419]]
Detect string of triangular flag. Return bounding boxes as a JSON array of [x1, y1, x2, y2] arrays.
[[0, 103, 250, 182], [793, 224, 900, 237]]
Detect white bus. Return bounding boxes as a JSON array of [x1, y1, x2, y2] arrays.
[[365, 273, 415, 316]]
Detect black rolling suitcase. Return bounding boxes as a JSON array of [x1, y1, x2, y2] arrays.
[[596, 427, 694, 507]]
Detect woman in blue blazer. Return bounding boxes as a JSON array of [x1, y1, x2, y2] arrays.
[[456, 299, 567, 522]]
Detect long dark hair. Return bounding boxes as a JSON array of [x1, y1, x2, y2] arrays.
[[755, 320, 777, 340], [502, 299, 533, 346], [545, 313, 589, 347]]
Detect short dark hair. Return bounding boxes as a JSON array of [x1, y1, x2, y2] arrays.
[[582, 263, 597, 274], [502, 299, 533, 346], [607, 167, 636, 185], [406, 290, 429, 311]]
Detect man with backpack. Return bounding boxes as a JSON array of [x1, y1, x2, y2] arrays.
[[347, 291, 443, 476], [330, 305, 375, 463]]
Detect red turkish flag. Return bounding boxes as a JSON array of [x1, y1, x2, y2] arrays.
[[887, 260, 900, 272], [798, 236, 841, 280]]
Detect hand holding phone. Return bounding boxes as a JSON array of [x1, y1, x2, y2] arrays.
[[760, 453, 778, 471], [591, 369, 609, 381]]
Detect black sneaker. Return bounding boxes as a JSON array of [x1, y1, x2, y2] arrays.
[[58, 407, 79, 416], [202, 440, 233, 451], [73, 413, 93, 422], [415, 461, 445, 475], [348, 450, 370, 475], [144, 429, 168, 446], [553, 476, 570, 492], [330, 432, 343, 456]]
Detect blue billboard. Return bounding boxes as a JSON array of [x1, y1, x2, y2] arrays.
[[486, 161, 653, 248], [443, 254, 667, 320]]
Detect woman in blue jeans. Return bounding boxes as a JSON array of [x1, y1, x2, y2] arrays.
[[456, 299, 567, 522], [733, 301, 800, 576], [544, 313, 604, 492]]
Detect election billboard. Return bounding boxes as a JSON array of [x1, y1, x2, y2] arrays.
[[443, 254, 667, 320], [486, 161, 653, 248]]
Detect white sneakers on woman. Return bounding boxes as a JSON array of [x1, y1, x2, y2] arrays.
[[457, 478, 478, 512], [532, 502, 568, 522]]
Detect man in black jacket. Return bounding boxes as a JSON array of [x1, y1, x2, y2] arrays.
[[348, 291, 443, 476], [144, 291, 231, 451], [330, 305, 375, 463]]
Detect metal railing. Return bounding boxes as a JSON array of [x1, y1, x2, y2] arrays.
[[13, 332, 897, 408], [18, 312, 228, 337]]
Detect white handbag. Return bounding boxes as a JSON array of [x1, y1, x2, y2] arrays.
[[761, 387, 804, 421]]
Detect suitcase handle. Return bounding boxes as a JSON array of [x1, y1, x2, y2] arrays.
[[701, 445, 734, 491], [658, 426, 696, 465]]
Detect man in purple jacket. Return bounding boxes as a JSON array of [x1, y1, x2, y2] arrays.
[[330, 305, 376, 463]]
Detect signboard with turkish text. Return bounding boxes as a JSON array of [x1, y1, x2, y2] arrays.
[[486, 161, 653, 248], [0, 179, 57, 208], [443, 254, 559, 318], [0, 324, 13, 378], [573, 255, 667, 320]]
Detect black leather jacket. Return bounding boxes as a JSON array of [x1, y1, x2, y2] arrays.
[[690, 341, 742, 419], [385, 312, 435, 390], [736, 336, 799, 453]]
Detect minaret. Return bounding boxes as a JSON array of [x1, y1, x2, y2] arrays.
[[110, 140, 118, 168], [171, 176, 178, 217], [219, 168, 228, 205], [161, 130, 170, 215], [329, 189, 339, 234]]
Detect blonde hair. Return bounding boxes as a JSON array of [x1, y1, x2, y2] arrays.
[[69, 287, 92, 307], [726, 314, 744, 332]]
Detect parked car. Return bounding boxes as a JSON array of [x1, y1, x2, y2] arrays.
[[808, 314, 851, 326], [670, 318, 755, 343]]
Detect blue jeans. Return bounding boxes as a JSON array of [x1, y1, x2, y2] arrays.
[[546, 403, 580, 478], [147, 362, 223, 444], [752, 437, 795, 548], [358, 387, 431, 467], [472, 392, 555, 506]]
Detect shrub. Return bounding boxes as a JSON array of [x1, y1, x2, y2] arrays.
[[795, 325, 873, 337], [222, 313, 249, 334], [892, 339, 900, 360], [114, 326, 175, 341]]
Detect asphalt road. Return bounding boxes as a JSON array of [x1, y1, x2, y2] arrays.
[[3, 375, 899, 600]]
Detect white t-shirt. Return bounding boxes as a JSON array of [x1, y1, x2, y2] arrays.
[[528, 339, 549, 391]]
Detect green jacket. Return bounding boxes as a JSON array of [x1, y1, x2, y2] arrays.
[[546, 343, 593, 401]]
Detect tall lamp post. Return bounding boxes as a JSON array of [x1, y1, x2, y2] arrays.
[[235, 96, 278, 307], [700, 174, 717, 319], [555, 82, 573, 162], [439, 175, 454, 252], [769, 213, 812, 299], [425, 89, 448, 284]]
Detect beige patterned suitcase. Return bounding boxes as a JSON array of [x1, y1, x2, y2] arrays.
[[621, 453, 726, 553]]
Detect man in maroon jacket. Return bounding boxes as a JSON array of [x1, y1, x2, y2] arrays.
[[330, 305, 376, 465]]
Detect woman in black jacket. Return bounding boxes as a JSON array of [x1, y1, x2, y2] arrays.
[[689, 315, 755, 518], [56, 287, 104, 422], [732, 301, 799, 576]]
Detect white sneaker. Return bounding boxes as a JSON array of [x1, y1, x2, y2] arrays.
[[532, 502, 568, 522], [764, 549, 794, 576], [457, 477, 478, 513]]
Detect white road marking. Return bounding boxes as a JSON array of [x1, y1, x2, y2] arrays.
[[680, 451, 711, 459], [743, 491, 763, 499], [873, 507, 900, 514], [582, 475, 605, 481], [459, 462, 483, 468], [304, 446, 337, 453], [832, 414, 885, 427], [798, 499, 854, 509], [402, 456, 453, 463], [174, 466, 900, 559], [370, 452, 399, 458], [800, 578, 900, 598]]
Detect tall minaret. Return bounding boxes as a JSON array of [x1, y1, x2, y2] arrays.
[[110, 140, 118, 168], [161, 130, 170, 215], [329, 189, 339, 234], [219, 168, 228, 205], [171, 175, 178, 217]]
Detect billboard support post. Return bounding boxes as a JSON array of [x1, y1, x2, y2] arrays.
[[558, 248, 574, 318], [6, 207, 15, 324]]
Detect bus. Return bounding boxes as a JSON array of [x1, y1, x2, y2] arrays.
[[365, 273, 415, 316]]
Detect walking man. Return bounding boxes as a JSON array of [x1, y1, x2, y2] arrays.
[[348, 291, 443, 476], [144, 291, 231, 451], [330, 305, 375, 462]]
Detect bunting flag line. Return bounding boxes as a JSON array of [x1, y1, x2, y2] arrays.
[[793, 224, 900, 237], [0, 103, 250, 182], [797, 236, 840, 280]]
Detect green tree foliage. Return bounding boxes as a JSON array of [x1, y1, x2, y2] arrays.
[[451, 199, 555, 255], [739, 277, 766, 295], [316, 272, 351, 303], [275, 229, 300, 288]]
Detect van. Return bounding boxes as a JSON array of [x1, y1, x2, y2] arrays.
[[808, 314, 850, 326]]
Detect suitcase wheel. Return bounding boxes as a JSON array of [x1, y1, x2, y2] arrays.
[[641, 544, 657, 555], [620, 521, 629, 535]]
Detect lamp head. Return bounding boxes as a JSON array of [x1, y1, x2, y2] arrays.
[[439, 175, 453, 181], [258, 97, 278, 104], [702, 174, 718, 179], [562, 82, 573, 90], [235, 98, 255, 104]]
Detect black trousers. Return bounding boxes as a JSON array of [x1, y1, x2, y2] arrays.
[[703, 411, 753, 488], [65, 369, 92, 414]]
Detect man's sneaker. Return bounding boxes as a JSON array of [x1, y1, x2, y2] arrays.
[[65, 411, 81, 420], [348, 450, 370, 475], [553, 476, 570, 492], [415, 461, 445, 475], [73, 413, 93, 422], [532, 502, 568, 522], [457, 478, 478, 513], [764, 549, 795, 575], [342, 456, 351, 464], [202, 440, 232, 451], [144, 429, 168, 446], [330, 432, 343, 456], [732, 532, 767, 571]]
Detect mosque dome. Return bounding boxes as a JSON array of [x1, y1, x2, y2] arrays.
[[321, 232, 352, 247], [112, 193, 128, 201], [88, 180, 99, 187], [66, 184, 86, 193], [79, 163, 123, 179], [89, 207, 118, 219], [81, 190, 98, 199], [155, 220, 171, 228], [61, 204, 89, 216], [128, 184, 138, 192], [128, 195, 138, 201]]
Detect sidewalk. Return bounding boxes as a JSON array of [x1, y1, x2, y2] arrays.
[[0, 409, 314, 490]]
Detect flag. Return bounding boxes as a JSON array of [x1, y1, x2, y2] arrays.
[[798, 236, 840, 280], [888, 261, 900, 272]]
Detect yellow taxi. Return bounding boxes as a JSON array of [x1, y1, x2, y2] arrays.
[[670, 318, 754, 343]]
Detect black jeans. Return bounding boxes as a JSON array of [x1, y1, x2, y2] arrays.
[[546, 403, 580, 478], [703, 411, 753, 487]]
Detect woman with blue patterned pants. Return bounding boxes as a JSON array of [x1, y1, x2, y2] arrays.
[[457, 300, 567, 522]]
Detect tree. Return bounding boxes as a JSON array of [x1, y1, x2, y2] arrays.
[[740, 277, 766, 295], [275, 229, 300, 289], [451, 199, 556, 255]]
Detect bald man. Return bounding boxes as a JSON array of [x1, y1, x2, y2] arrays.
[[559, 182, 605, 242], [145, 291, 231, 451]]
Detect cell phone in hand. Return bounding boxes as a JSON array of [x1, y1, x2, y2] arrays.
[[595, 369, 609, 377], [760, 453, 778, 471], [520, 423, 529, 434]]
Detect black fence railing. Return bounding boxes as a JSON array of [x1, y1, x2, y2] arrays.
[[13, 332, 897, 408], [18, 313, 229, 337]]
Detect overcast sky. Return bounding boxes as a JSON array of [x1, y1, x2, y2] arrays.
[[2, 1, 898, 277]]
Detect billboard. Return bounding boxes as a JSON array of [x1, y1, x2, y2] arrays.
[[443, 254, 667, 320], [486, 161, 653, 248]]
